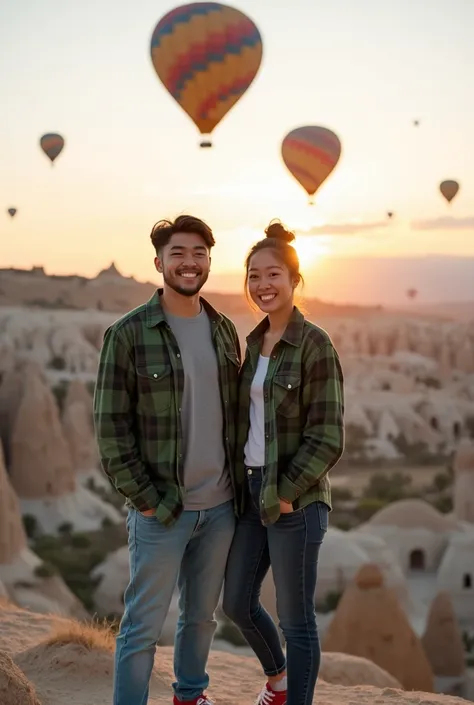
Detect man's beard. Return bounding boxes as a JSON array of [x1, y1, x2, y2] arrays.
[[162, 269, 209, 297]]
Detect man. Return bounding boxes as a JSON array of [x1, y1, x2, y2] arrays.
[[93, 215, 241, 705]]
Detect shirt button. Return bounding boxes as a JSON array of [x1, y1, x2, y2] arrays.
[[287, 384, 292, 389], [153, 373, 158, 378], [177, 353, 181, 359], [178, 407, 182, 412], [247, 469, 252, 475], [261, 499, 264, 504]]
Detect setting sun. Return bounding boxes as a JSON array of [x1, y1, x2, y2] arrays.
[[293, 236, 330, 270]]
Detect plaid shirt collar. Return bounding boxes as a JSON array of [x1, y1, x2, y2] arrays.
[[246, 306, 305, 349], [145, 288, 224, 329]]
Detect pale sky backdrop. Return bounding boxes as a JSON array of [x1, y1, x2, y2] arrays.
[[1, 0, 473, 304]]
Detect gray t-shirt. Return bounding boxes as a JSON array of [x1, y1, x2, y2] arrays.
[[165, 307, 233, 510]]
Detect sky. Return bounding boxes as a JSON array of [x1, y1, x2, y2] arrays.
[[1, 0, 473, 304]]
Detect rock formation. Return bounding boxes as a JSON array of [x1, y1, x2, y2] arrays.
[[64, 379, 93, 414], [9, 366, 76, 499], [319, 652, 401, 688], [0, 441, 27, 565], [453, 438, 474, 524], [322, 564, 434, 692], [421, 592, 465, 678], [0, 651, 41, 705], [0, 360, 25, 466], [62, 401, 98, 475]]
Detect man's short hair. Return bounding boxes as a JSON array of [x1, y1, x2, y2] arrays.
[[150, 215, 215, 255]]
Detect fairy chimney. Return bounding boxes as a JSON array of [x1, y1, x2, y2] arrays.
[[421, 592, 465, 677], [455, 340, 474, 375], [9, 368, 76, 499], [0, 362, 25, 466], [322, 564, 434, 692], [0, 441, 27, 564], [64, 379, 93, 416], [63, 401, 98, 473], [453, 437, 474, 524]]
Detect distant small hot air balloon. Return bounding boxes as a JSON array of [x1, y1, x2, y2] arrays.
[[7, 207, 17, 218], [281, 126, 342, 205], [413, 119, 420, 127], [40, 133, 65, 164], [387, 211, 394, 219], [439, 180, 459, 204], [406, 288, 418, 300], [150, 2, 263, 148]]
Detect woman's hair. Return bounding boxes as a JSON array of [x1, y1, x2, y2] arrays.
[[244, 219, 304, 292]]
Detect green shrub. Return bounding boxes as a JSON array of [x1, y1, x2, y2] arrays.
[[325, 591, 343, 612], [430, 495, 453, 514], [331, 486, 353, 502], [23, 514, 38, 539], [34, 562, 58, 578], [71, 533, 93, 549], [432, 471, 452, 493], [363, 471, 412, 503], [58, 521, 73, 536], [356, 497, 388, 522], [49, 355, 66, 371], [35, 534, 62, 551]]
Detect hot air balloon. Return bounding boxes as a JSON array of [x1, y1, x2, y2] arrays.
[[439, 180, 459, 204], [7, 208, 17, 218], [281, 126, 341, 205], [387, 211, 394, 219], [413, 119, 420, 127], [406, 288, 418, 300], [150, 2, 263, 148], [40, 133, 65, 164]]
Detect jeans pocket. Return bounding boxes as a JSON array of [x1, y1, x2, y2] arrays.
[[317, 501, 329, 533], [135, 509, 157, 523]]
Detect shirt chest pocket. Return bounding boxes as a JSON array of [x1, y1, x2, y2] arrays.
[[135, 365, 172, 413], [273, 374, 301, 418]]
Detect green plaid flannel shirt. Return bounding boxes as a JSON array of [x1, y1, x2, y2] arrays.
[[93, 289, 241, 526], [235, 306, 344, 525]]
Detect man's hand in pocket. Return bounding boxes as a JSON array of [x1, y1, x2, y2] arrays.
[[141, 508, 155, 516], [279, 498, 293, 514]]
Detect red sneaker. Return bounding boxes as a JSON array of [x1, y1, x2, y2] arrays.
[[255, 683, 287, 705], [173, 696, 214, 705]]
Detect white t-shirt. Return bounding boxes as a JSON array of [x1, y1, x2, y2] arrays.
[[244, 355, 270, 467]]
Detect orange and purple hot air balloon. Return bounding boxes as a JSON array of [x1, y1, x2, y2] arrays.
[[281, 126, 342, 205], [150, 2, 263, 147], [40, 133, 65, 164], [439, 179, 459, 204]]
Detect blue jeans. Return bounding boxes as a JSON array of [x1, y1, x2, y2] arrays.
[[223, 470, 328, 705], [114, 500, 235, 705]]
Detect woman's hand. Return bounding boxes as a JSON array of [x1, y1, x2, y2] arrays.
[[279, 498, 293, 514]]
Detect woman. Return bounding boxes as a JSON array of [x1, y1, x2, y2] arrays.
[[223, 221, 344, 705]]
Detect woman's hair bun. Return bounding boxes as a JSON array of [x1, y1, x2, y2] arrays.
[[264, 220, 295, 244]]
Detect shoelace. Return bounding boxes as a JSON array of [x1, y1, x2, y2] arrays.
[[256, 687, 275, 705], [197, 698, 214, 705]]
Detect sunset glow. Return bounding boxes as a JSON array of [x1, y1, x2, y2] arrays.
[[1, 0, 473, 304]]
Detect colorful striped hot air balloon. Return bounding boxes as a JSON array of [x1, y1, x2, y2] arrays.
[[439, 179, 459, 204], [7, 208, 17, 218], [281, 126, 342, 205], [40, 133, 65, 164], [150, 2, 263, 147]]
